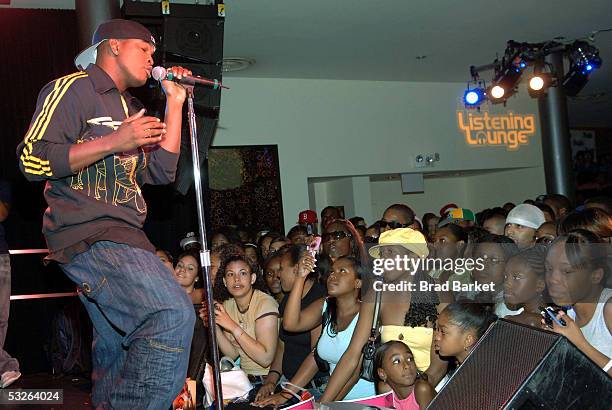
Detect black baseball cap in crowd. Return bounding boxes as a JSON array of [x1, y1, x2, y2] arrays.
[[74, 19, 156, 70]]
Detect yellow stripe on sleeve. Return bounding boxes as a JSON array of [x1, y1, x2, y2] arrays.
[[21, 72, 88, 177]]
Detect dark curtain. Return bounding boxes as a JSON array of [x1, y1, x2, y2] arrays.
[[209, 146, 285, 234], [0, 9, 81, 373]]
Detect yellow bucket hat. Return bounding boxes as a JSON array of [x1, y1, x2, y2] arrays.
[[368, 228, 429, 259]]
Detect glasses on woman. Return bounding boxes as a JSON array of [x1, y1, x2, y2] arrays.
[[364, 236, 379, 244], [322, 231, 352, 242], [377, 220, 409, 229]]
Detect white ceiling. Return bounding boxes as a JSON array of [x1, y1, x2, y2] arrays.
[[6, 0, 612, 126]]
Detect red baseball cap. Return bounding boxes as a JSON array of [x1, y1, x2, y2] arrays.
[[439, 203, 459, 217], [298, 210, 318, 224]]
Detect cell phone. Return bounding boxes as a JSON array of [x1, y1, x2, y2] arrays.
[[308, 236, 322, 256], [541, 306, 567, 328]]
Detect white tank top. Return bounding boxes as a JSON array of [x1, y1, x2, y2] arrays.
[[568, 288, 612, 358]]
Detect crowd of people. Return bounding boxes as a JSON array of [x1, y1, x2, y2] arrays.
[[157, 194, 612, 410]]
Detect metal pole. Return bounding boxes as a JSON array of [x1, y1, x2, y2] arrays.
[[186, 86, 224, 410], [538, 51, 575, 202]]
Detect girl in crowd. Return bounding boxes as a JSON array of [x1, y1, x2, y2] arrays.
[[243, 242, 260, 268], [254, 245, 327, 402], [422, 213, 440, 241], [155, 248, 174, 272], [263, 252, 285, 304], [320, 228, 444, 403], [535, 222, 557, 245], [429, 302, 498, 391], [260, 254, 374, 406], [287, 225, 309, 245], [471, 234, 519, 316], [543, 230, 612, 375], [374, 341, 434, 410], [258, 231, 282, 261], [211, 226, 242, 250], [174, 250, 204, 305], [211, 254, 279, 380], [173, 250, 209, 405], [558, 208, 612, 242], [502, 246, 547, 327], [365, 222, 381, 244], [322, 219, 363, 262], [430, 224, 474, 300], [269, 236, 290, 255]]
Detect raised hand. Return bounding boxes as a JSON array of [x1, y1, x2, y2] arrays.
[[297, 253, 316, 278], [214, 302, 237, 332], [161, 66, 193, 104]]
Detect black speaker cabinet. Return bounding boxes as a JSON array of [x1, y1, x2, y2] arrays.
[[123, 0, 224, 64], [122, 0, 224, 110], [429, 319, 612, 410]]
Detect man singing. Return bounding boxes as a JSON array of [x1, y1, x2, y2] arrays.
[[17, 19, 195, 409]]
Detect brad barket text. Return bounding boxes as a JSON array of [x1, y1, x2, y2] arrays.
[[372, 280, 496, 293]]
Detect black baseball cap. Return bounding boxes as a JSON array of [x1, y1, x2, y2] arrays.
[[75, 19, 156, 70]]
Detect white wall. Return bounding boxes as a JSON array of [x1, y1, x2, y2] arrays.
[[367, 167, 546, 223], [213, 77, 544, 231]]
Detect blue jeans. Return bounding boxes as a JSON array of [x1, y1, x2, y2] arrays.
[[0, 254, 19, 374], [61, 241, 195, 409]]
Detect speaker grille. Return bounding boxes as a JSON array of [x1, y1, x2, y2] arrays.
[[430, 320, 559, 410]]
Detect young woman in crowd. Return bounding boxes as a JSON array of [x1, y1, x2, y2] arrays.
[[558, 208, 612, 242], [365, 222, 381, 244], [319, 228, 445, 403], [211, 254, 279, 381], [174, 250, 204, 305], [260, 254, 375, 406], [430, 224, 474, 300], [243, 243, 260, 268], [263, 253, 285, 304], [211, 226, 242, 250], [172, 250, 209, 406], [269, 236, 290, 255], [258, 231, 282, 261], [254, 245, 327, 402], [535, 202, 556, 223], [287, 225, 309, 245], [543, 230, 612, 375], [422, 212, 440, 240], [155, 248, 174, 272], [471, 234, 519, 316], [535, 222, 557, 245], [374, 341, 434, 410], [502, 246, 547, 327], [322, 219, 362, 262], [429, 302, 498, 391], [481, 208, 509, 236]]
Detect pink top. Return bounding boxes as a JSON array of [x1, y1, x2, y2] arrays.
[[389, 390, 419, 410]]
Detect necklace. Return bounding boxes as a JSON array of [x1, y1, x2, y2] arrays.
[[237, 291, 255, 329]]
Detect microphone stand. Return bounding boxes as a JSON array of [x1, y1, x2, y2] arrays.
[[184, 84, 224, 410]]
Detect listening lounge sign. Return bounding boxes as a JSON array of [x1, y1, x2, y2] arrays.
[[457, 111, 536, 151]]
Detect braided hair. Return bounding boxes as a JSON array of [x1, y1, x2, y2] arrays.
[[404, 268, 440, 327]]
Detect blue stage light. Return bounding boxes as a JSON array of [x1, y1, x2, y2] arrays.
[[463, 88, 486, 107]]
